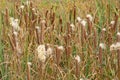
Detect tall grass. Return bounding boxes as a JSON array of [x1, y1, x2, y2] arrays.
[[0, 0, 120, 80]]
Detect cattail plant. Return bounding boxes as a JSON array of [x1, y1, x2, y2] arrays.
[[40, 20, 46, 44], [36, 44, 46, 79], [59, 16, 63, 33], [99, 43, 106, 76], [116, 32, 120, 79], [73, 5, 76, 24], [80, 20, 87, 48], [55, 46, 64, 66], [86, 14, 93, 34], [93, 27, 97, 48], [27, 62, 32, 80], [75, 55, 81, 79], [5, 8, 9, 25], [35, 26, 40, 44]]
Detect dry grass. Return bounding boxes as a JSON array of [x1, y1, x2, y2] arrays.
[[0, 0, 120, 80]]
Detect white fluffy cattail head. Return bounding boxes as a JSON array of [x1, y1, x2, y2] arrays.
[[27, 62, 32, 66], [35, 26, 40, 32], [75, 55, 81, 63], [99, 43, 106, 50], [13, 31, 18, 37], [57, 46, 64, 51], [86, 14, 93, 22], [36, 45, 46, 63], [81, 20, 86, 27], [117, 32, 120, 36], [25, 0, 30, 6], [110, 42, 120, 51], [46, 47, 53, 57], [102, 28, 106, 32], [10, 17, 20, 31], [70, 23, 75, 31], [77, 17, 82, 22], [110, 21, 115, 25], [20, 5, 24, 9], [110, 43, 116, 51]]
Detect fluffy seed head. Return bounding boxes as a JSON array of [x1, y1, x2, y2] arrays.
[[75, 55, 81, 63], [77, 17, 82, 22], [81, 20, 86, 27], [10, 17, 20, 31], [110, 42, 120, 51], [70, 23, 75, 31], [110, 21, 115, 25], [36, 45, 46, 63], [46, 47, 53, 57], [86, 14, 93, 22], [99, 43, 106, 49], [13, 31, 18, 37], [27, 62, 32, 66], [20, 5, 24, 9], [102, 28, 106, 31], [57, 46, 64, 51], [117, 32, 120, 36]]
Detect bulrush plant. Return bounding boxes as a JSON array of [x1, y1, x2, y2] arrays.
[[99, 43, 106, 77], [27, 62, 32, 80], [117, 32, 120, 79], [1, 0, 120, 80], [75, 55, 81, 79]]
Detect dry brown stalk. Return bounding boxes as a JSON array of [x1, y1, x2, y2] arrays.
[[117, 33, 120, 79]]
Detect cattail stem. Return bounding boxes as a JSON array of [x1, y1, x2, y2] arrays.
[[59, 16, 63, 33], [40, 20, 45, 44], [113, 14, 118, 32], [27, 64, 31, 80], [35, 27, 40, 44], [99, 47, 103, 76], [93, 28, 97, 48], [87, 18, 92, 34], [56, 47, 61, 66], [8, 34, 15, 51], [75, 60, 79, 79], [117, 33, 120, 79], [5, 8, 9, 25], [65, 46, 72, 67], [73, 5, 76, 24]]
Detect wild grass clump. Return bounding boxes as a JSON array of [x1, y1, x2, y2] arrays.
[[0, 0, 120, 80]]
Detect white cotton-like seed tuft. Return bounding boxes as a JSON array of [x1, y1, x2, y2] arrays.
[[57, 46, 64, 51], [102, 28, 106, 31], [36, 45, 46, 63], [80, 78, 84, 80], [77, 17, 82, 22], [10, 17, 20, 31], [75, 55, 81, 63], [99, 43, 106, 49], [115, 42, 120, 49], [86, 14, 93, 22], [20, 5, 24, 9], [81, 20, 86, 27], [110, 42, 120, 51], [32, 8, 35, 11], [70, 23, 75, 31], [110, 44, 116, 51], [27, 62, 32, 66], [13, 31, 18, 37], [25, 1, 30, 5], [35, 26, 40, 30], [41, 20, 46, 24], [46, 47, 53, 57], [117, 32, 120, 36], [110, 21, 115, 25]]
